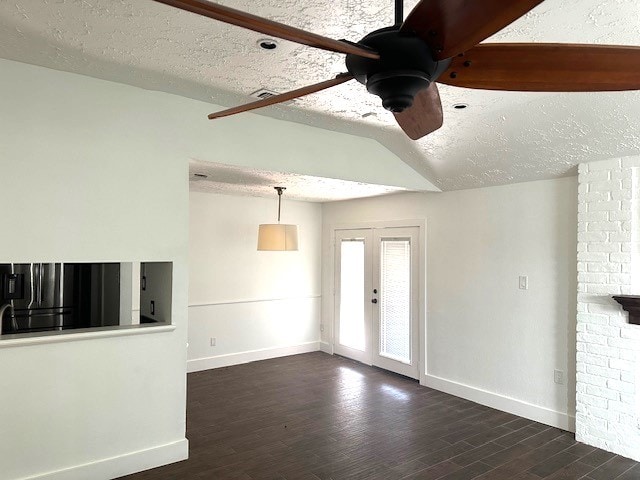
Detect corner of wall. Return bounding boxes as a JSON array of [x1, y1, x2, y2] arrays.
[[575, 156, 640, 461]]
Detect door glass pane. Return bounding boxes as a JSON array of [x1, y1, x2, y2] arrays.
[[379, 239, 411, 363], [339, 240, 365, 351]]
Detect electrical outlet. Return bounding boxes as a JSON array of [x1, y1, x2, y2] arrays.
[[210, 337, 216, 347], [554, 369, 565, 385], [519, 275, 528, 290]]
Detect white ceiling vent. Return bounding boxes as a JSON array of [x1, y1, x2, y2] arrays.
[[249, 88, 294, 105]]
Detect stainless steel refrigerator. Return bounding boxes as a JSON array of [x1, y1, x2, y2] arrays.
[[0, 263, 120, 335]]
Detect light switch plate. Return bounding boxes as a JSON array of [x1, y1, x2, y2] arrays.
[[519, 275, 528, 290], [554, 370, 565, 385]]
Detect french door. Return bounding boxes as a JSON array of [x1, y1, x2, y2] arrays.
[[334, 227, 419, 379]]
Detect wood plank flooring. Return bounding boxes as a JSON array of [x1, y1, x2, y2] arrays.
[[120, 352, 638, 480]]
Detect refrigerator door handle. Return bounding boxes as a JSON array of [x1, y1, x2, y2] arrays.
[[27, 264, 35, 310], [10, 263, 18, 331], [37, 263, 43, 306]]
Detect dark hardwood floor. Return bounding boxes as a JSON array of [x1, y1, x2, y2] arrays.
[[120, 352, 639, 480]]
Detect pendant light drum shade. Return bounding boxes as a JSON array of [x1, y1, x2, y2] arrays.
[[257, 224, 299, 251], [257, 186, 299, 251]]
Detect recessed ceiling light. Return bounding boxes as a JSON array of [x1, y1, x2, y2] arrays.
[[453, 103, 468, 110], [258, 39, 278, 50]]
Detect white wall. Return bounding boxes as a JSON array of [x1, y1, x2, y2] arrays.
[[0, 60, 190, 479], [188, 192, 322, 371], [0, 56, 429, 479], [322, 177, 578, 430]]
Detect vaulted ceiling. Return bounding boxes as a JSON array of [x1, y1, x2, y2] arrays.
[[1, 0, 639, 190]]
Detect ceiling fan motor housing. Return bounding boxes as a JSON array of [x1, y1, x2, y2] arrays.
[[346, 27, 451, 113]]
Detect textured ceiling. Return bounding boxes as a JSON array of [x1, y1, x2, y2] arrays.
[[189, 160, 408, 202], [1, 0, 640, 190]]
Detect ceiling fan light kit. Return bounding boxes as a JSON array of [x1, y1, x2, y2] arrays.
[[345, 26, 450, 113], [154, 0, 640, 140]]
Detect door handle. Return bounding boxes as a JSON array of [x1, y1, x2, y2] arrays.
[[37, 263, 43, 306], [371, 298, 378, 304]]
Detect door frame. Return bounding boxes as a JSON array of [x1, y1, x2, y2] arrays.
[[328, 219, 427, 386]]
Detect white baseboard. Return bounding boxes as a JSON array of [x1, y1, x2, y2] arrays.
[[21, 438, 188, 480], [424, 375, 576, 432], [187, 341, 320, 373], [319, 341, 333, 354]]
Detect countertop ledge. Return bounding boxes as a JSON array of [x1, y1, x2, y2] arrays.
[[0, 323, 176, 348]]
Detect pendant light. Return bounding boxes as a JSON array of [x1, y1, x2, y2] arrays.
[[257, 187, 299, 251]]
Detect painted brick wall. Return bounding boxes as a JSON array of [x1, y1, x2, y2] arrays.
[[576, 156, 640, 460]]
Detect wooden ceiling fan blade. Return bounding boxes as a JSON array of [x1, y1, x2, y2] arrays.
[[394, 83, 443, 140], [152, 0, 379, 59], [208, 73, 354, 120], [401, 0, 543, 60], [438, 44, 640, 91]]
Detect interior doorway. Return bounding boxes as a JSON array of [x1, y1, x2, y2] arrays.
[[333, 226, 420, 379]]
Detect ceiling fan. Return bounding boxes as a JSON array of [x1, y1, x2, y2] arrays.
[[153, 0, 640, 140]]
